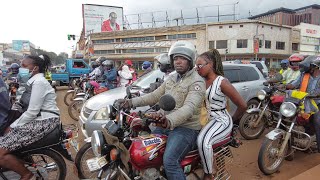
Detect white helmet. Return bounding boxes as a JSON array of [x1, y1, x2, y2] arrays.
[[154, 53, 170, 65], [168, 41, 197, 68]]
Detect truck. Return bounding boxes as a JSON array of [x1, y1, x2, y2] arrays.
[[51, 59, 91, 87]]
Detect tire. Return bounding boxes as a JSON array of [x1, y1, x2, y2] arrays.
[[247, 99, 260, 109], [64, 91, 75, 106], [68, 100, 83, 121], [26, 149, 67, 180], [75, 143, 108, 179], [258, 138, 287, 175], [239, 112, 266, 140]]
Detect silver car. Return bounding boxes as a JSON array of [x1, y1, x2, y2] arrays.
[[79, 64, 266, 138]]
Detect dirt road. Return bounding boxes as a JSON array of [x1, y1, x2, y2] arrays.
[[56, 88, 320, 180]]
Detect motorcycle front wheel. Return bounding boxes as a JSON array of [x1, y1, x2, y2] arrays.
[[258, 138, 287, 175], [239, 112, 266, 140], [64, 91, 75, 106], [68, 100, 84, 121]]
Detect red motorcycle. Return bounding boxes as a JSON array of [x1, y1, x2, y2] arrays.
[[87, 95, 241, 180]]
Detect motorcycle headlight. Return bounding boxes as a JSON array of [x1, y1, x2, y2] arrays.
[[257, 90, 267, 100], [94, 107, 110, 120], [91, 130, 105, 157], [280, 102, 297, 118]]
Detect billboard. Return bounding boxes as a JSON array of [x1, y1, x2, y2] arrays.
[[82, 4, 123, 37], [12, 40, 31, 52]]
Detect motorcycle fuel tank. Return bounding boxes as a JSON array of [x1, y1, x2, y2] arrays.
[[129, 134, 167, 170]]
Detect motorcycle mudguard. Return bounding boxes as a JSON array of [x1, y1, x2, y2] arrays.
[[76, 92, 86, 96], [265, 129, 285, 141], [84, 137, 91, 143], [73, 97, 85, 101], [51, 145, 74, 162], [246, 108, 261, 114], [67, 90, 75, 93]]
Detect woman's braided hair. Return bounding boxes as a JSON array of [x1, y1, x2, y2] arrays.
[[199, 49, 224, 76]]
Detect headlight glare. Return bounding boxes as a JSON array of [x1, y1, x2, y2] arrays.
[[257, 90, 267, 100], [280, 102, 297, 118]]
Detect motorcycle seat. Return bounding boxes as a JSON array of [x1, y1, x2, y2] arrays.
[[14, 125, 61, 153], [185, 134, 232, 157]]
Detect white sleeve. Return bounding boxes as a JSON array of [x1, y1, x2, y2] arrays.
[[118, 66, 132, 80]]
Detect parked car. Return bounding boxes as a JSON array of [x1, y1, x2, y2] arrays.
[[79, 64, 266, 138], [250, 61, 269, 77]]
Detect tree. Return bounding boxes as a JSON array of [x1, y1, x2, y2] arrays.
[[33, 49, 68, 65]]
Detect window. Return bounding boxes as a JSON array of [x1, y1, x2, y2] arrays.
[[237, 39, 247, 48], [276, 41, 285, 50], [241, 66, 259, 81], [93, 39, 114, 44], [240, 25, 243, 27], [167, 33, 196, 40], [122, 49, 137, 53], [209, 41, 215, 49], [229, 25, 232, 28], [224, 69, 240, 83], [137, 48, 154, 53], [122, 36, 155, 42], [155, 35, 166, 40], [219, 26, 223, 29], [292, 43, 299, 51], [155, 48, 169, 52], [94, 50, 115, 54], [265, 40, 271, 49], [216, 40, 227, 49], [259, 40, 263, 48], [73, 61, 86, 68]]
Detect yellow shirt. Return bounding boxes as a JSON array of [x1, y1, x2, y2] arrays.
[[282, 68, 301, 84]]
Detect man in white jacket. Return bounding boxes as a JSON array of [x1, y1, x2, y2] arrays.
[[118, 61, 133, 86]]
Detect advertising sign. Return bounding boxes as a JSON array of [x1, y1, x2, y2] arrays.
[[253, 38, 259, 54], [82, 4, 123, 37], [12, 40, 31, 52]]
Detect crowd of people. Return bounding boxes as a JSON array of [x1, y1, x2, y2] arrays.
[[0, 40, 319, 180]]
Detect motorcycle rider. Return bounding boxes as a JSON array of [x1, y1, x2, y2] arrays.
[[155, 53, 175, 77], [268, 54, 303, 84], [89, 61, 101, 80], [140, 61, 152, 77], [286, 56, 320, 152], [115, 41, 205, 180], [6, 63, 20, 81], [0, 54, 60, 180], [101, 60, 117, 89], [279, 59, 289, 75], [195, 49, 247, 179], [118, 60, 134, 86], [0, 77, 10, 134]]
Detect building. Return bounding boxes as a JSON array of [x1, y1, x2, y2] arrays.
[[249, 4, 320, 26], [85, 20, 296, 68], [294, 23, 320, 55]]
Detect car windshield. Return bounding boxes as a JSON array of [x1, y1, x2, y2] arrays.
[[250, 62, 263, 70], [133, 69, 165, 88]]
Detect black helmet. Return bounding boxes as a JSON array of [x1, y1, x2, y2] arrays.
[[299, 56, 318, 73], [155, 53, 173, 73], [91, 61, 99, 69], [10, 63, 20, 74]]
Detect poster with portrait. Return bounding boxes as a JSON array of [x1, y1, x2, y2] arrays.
[[82, 4, 124, 37]]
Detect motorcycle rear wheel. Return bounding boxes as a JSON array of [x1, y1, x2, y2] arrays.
[[258, 138, 287, 175], [21, 149, 66, 180], [239, 112, 266, 140], [68, 100, 83, 121]]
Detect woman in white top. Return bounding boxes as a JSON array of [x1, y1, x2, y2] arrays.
[[0, 54, 60, 180], [195, 49, 247, 180]]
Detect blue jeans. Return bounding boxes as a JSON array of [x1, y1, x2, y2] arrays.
[[313, 111, 320, 151], [153, 127, 199, 180]]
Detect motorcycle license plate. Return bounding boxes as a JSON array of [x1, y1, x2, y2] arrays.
[[86, 157, 108, 172]]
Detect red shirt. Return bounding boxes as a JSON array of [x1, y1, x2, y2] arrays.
[[101, 20, 120, 32]]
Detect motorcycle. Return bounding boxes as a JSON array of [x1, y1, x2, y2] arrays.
[[0, 124, 78, 180], [258, 91, 320, 175], [74, 86, 144, 179], [239, 82, 285, 140], [87, 94, 241, 180], [68, 80, 109, 121], [64, 76, 87, 106]]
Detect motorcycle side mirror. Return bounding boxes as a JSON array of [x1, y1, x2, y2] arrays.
[[275, 73, 283, 81], [158, 94, 176, 111]]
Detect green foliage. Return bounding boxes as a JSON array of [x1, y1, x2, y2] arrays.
[[33, 49, 68, 65]]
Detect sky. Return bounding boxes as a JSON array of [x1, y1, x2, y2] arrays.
[[0, 0, 318, 56]]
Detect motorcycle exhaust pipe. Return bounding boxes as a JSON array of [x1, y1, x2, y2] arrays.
[[118, 166, 131, 180]]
